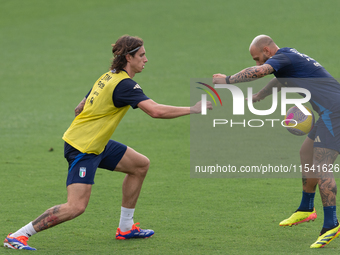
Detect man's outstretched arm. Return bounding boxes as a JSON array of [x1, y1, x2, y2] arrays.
[[213, 64, 275, 84], [252, 77, 284, 102], [137, 99, 212, 119]]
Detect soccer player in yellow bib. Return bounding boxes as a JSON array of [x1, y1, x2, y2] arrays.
[[4, 35, 212, 250]]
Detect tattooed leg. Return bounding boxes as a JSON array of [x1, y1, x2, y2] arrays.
[[300, 137, 318, 192], [32, 205, 63, 231], [32, 183, 92, 233], [314, 147, 339, 207]]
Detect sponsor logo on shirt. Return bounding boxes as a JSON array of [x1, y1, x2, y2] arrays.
[[133, 84, 142, 90]]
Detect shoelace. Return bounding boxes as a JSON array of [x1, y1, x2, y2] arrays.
[[131, 223, 141, 232]]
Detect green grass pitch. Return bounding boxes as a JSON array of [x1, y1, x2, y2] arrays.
[[1, 0, 340, 254]]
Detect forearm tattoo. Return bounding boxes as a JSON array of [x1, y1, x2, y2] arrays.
[[32, 205, 62, 231], [75, 98, 86, 117], [230, 64, 274, 84]]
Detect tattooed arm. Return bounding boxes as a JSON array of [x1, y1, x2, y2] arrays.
[[75, 97, 86, 117], [252, 77, 284, 102], [229, 64, 274, 83], [213, 64, 275, 84]]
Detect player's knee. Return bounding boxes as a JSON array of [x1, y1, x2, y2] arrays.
[[73, 205, 86, 218], [68, 203, 87, 219], [137, 156, 150, 177]]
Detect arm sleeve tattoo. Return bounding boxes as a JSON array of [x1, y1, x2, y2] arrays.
[[229, 64, 274, 84]]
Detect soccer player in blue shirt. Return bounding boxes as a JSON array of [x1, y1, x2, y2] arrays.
[[213, 35, 340, 248], [4, 35, 212, 250]]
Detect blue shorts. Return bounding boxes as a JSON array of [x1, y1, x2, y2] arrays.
[[308, 114, 340, 153], [64, 140, 127, 186]]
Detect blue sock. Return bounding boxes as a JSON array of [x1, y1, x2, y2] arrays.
[[323, 206, 338, 229], [297, 191, 315, 211]]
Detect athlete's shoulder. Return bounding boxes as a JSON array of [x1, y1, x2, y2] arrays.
[[279, 47, 312, 59], [266, 48, 291, 64], [104, 69, 131, 80], [113, 77, 149, 109], [269, 48, 292, 59], [117, 76, 145, 92], [117, 78, 138, 90], [278, 47, 293, 53]]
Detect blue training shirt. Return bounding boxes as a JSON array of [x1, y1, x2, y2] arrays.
[[265, 47, 340, 116]]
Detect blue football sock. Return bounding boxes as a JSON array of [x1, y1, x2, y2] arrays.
[[297, 191, 315, 211], [323, 206, 338, 229]]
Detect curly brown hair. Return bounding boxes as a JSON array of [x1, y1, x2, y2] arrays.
[[110, 35, 144, 73]]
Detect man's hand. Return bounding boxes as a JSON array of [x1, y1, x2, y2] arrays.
[[190, 100, 213, 114], [251, 93, 265, 103], [245, 93, 262, 102], [212, 73, 227, 84]]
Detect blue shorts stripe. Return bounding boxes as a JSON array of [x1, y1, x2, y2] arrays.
[[313, 100, 334, 136], [68, 153, 86, 173], [322, 114, 334, 136]]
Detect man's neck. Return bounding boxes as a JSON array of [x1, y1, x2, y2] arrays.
[[123, 66, 135, 78]]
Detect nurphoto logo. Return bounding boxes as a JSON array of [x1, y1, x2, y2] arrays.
[[199, 84, 311, 116], [196, 82, 312, 128]]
